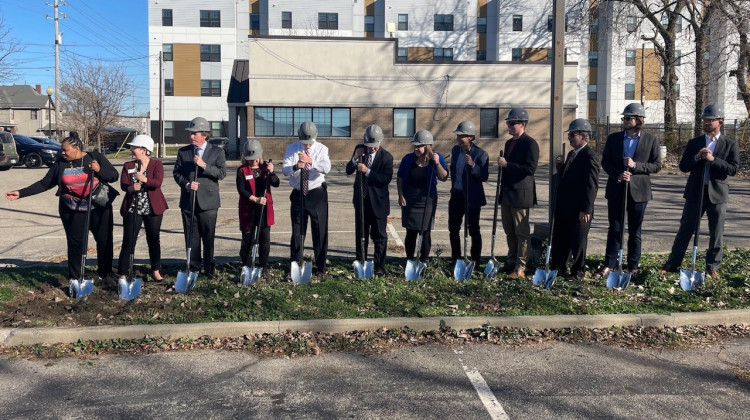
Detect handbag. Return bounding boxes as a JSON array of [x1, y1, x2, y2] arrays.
[[91, 180, 120, 207]]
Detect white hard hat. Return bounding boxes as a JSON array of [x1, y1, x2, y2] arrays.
[[127, 134, 155, 153]]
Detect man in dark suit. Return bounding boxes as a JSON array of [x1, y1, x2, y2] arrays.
[[346, 124, 394, 276], [600, 103, 662, 277], [497, 107, 539, 278], [173, 117, 227, 278], [449, 120, 490, 269], [550, 118, 600, 280], [659, 105, 739, 279]]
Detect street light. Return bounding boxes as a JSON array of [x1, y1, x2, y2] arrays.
[[45, 86, 54, 139]]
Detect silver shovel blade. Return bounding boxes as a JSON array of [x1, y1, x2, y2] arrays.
[[454, 260, 467, 281], [532, 268, 547, 286], [292, 261, 312, 285], [484, 260, 497, 279], [363, 261, 374, 278], [464, 261, 475, 282], [405, 259, 418, 281], [353, 260, 365, 278], [69, 278, 94, 299], [175, 270, 199, 294], [679, 269, 704, 291], [619, 273, 632, 290], [416, 261, 427, 278], [606, 271, 620, 289], [242, 265, 262, 286], [544, 271, 557, 290], [118, 277, 142, 301]]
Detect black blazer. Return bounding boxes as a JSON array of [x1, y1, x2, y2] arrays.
[[173, 142, 227, 211], [679, 134, 739, 204], [500, 133, 539, 208], [346, 146, 394, 218], [449, 143, 490, 208], [555, 144, 600, 219], [602, 131, 661, 203]]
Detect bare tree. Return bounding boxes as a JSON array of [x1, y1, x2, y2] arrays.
[[715, 1, 750, 117], [683, 0, 713, 136], [0, 16, 23, 83], [60, 60, 134, 152]]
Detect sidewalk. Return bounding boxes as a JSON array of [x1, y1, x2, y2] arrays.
[[3, 309, 749, 346]]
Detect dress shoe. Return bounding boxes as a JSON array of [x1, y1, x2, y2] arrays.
[[374, 268, 386, 277], [707, 270, 720, 279], [508, 270, 525, 279], [658, 264, 679, 274], [313, 268, 328, 277], [501, 264, 515, 274], [629, 269, 639, 277], [598, 267, 612, 278]]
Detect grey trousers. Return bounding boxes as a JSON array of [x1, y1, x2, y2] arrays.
[[501, 204, 530, 271]]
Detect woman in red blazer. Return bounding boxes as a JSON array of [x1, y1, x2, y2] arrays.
[[117, 135, 168, 282]]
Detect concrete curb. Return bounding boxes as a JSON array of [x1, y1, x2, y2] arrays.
[[2, 309, 750, 346]]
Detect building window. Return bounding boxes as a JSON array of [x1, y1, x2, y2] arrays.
[[282, 12, 292, 29], [588, 51, 598, 67], [201, 80, 221, 97], [30, 110, 38, 120], [511, 48, 522, 61], [397, 47, 407, 62], [674, 50, 681, 66], [200, 44, 221, 62], [210, 121, 223, 138], [163, 44, 173, 61], [588, 85, 597, 100], [254, 107, 350, 137], [625, 49, 636, 66], [165, 79, 174, 96], [676, 83, 680, 99], [250, 13, 260, 30], [547, 15, 553, 31], [626, 16, 637, 33], [480, 109, 498, 138], [477, 50, 487, 61], [625, 83, 635, 100], [398, 14, 408, 31], [165, 121, 175, 138], [513, 15, 523, 31], [318, 13, 338, 30], [393, 109, 415, 137], [200, 10, 221, 27], [433, 48, 453, 62], [677, 16, 683, 32], [434, 14, 454, 31], [162, 9, 173, 26], [589, 16, 599, 34], [477, 17, 486, 33], [365, 16, 375, 32]]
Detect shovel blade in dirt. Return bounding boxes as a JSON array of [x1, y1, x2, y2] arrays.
[[454, 259, 473, 282], [69, 278, 94, 299], [175, 270, 198, 294], [533, 268, 557, 289], [606, 270, 632, 290], [543, 272, 557, 290], [679, 268, 704, 291], [240, 265, 262, 286], [353, 260, 374, 279], [291, 261, 312, 285], [118, 277, 142, 301], [484, 259, 499, 279], [405, 260, 426, 281]]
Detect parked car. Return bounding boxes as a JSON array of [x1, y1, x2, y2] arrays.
[[0, 132, 19, 171], [30, 136, 62, 147], [13, 134, 61, 168], [209, 137, 230, 159]]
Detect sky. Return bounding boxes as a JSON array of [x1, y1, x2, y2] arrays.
[[0, 0, 150, 116]]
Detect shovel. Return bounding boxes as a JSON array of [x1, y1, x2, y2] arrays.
[[454, 169, 474, 282], [405, 163, 435, 281], [69, 171, 96, 299], [119, 163, 143, 301], [291, 179, 312, 285], [533, 146, 563, 290], [607, 176, 632, 290], [353, 154, 374, 278], [241, 162, 271, 286], [175, 168, 199, 294], [680, 163, 709, 291], [484, 151, 504, 279]]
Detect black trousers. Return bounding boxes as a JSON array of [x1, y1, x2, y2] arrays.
[[240, 226, 271, 268], [604, 192, 648, 270], [117, 211, 163, 276], [59, 202, 114, 279], [354, 196, 388, 271], [290, 187, 328, 271], [665, 188, 726, 271], [448, 190, 482, 263], [181, 207, 218, 273], [405, 229, 431, 262], [550, 214, 592, 277]]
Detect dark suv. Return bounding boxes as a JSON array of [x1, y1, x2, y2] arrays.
[[13, 133, 61, 168], [0, 132, 19, 171], [208, 137, 230, 159]]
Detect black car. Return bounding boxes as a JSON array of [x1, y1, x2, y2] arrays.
[[13, 134, 61, 168], [208, 137, 230, 159]]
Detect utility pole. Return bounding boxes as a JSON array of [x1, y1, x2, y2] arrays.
[[46, 0, 64, 138], [549, 0, 565, 224], [158, 51, 165, 158]]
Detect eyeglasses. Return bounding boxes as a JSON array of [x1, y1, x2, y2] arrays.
[[567, 131, 582, 137], [506, 121, 523, 126], [621, 116, 637, 122]]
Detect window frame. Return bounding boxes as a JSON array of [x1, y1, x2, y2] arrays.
[[393, 108, 415, 137], [397, 47, 408, 62], [318, 12, 339, 30], [163, 44, 173, 61], [674, 50, 682, 66], [364, 15, 375, 33], [588, 51, 598, 67], [476, 50, 487, 61], [30, 110, 38, 120], [625, 49, 636, 66], [250, 13, 260, 30], [511, 48, 522, 62], [625, 83, 635, 100], [282, 11, 292, 29], [210, 121, 223, 138], [200, 10, 221, 27], [200, 44, 221, 62], [162, 9, 173, 26], [477, 17, 487, 33], [165, 79, 174, 96], [398, 14, 408, 31], [433, 48, 453, 62], [164, 121, 175, 138], [587, 85, 597, 100], [512, 15, 523, 32], [479, 109, 498, 138], [434, 14, 454, 31], [200, 79, 221, 97], [626, 16, 637, 33], [253, 107, 351, 137]]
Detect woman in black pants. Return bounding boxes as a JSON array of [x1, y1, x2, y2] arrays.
[[117, 134, 168, 282], [5, 132, 118, 282]]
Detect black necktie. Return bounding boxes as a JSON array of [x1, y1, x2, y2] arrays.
[[301, 149, 310, 195], [362, 154, 372, 198], [563, 150, 576, 174]]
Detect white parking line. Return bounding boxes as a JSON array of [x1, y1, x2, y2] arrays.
[[386, 222, 405, 250], [453, 348, 509, 420]]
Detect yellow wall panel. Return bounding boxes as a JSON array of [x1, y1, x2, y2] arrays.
[[365, 0, 375, 15], [408, 47, 433, 61], [635, 48, 662, 101], [173, 44, 201, 97], [249, 0, 259, 13], [477, 0, 488, 16], [522, 48, 549, 62]]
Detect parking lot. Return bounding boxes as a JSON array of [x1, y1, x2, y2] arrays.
[[1, 159, 749, 271]]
